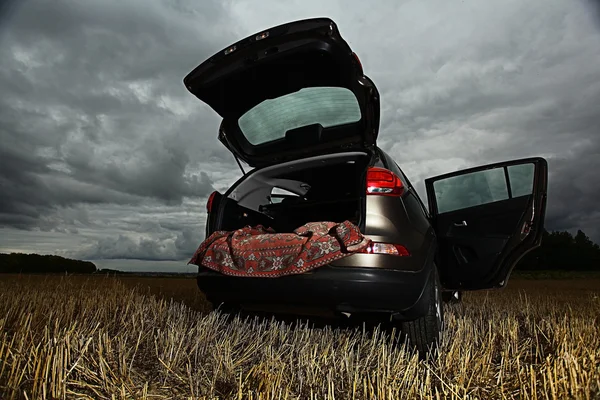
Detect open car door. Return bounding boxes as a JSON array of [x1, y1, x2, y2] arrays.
[[425, 157, 548, 290]]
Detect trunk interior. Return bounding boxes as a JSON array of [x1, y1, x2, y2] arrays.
[[215, 152, 371, 234]]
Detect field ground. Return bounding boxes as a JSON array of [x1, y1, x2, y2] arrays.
[[0, 274, 599, 399]]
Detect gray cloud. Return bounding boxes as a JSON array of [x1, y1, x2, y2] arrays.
[[0, 0, 231, 234], [1, 0, 599, 267], [69, 226, 200, 261]]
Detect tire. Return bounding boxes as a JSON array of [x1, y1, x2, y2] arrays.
[[442, 290, 462, 304], [400, 266, 444, 359]]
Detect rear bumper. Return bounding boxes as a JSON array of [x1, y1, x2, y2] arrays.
[[197, 256, 435, 320]]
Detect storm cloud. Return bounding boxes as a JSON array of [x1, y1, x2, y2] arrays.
[[1, 0, 599, 270]]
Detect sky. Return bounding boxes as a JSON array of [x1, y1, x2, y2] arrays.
[[1, 0, 599, 272]]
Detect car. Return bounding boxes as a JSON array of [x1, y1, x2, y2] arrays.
[[182, 17, 548, 355]]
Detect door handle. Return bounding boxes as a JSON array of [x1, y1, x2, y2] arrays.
[[453, 220, 468, 227]]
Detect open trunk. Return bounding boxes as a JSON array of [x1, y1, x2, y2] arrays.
[[213, 152, 370, 235], [184, 18, 380, 169]]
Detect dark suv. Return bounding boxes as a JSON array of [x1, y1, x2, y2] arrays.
[[183, 18, 548, 353]]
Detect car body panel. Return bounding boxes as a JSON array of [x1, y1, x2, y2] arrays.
[[197, 246, 436, 320], [425, 157, 548, 290]]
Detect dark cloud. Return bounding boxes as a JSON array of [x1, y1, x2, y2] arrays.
[[542, 144, 600, 241], [1, 0, 599, 266], [0, 0, 230, 233]]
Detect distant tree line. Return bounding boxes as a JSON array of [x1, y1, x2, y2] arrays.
[[516, 229, 600, 271], [0, 253, 97, 274]]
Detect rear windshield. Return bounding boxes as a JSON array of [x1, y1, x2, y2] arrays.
[[237, 86, 362, 145]]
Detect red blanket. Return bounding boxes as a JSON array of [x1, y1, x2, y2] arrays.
[[188, 221, 371, 278]]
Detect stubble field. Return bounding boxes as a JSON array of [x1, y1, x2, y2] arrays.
[[0, 274, 599, 399]]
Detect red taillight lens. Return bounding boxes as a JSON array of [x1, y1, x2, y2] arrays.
[[361, 242, 410, 256], [366, 167, 404, 196], [206, 191, 218, 213]]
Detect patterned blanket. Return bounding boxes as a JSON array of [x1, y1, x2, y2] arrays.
[[188, 221, 371, 278]]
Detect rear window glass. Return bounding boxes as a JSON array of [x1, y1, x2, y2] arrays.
[[238, 87, 362, 145]]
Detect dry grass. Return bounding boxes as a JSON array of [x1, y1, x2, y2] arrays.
[[0, 274, 599, 399]]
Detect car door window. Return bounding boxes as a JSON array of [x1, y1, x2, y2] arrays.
[[507, 163, 535, 197], [433, 167, 509, 214]]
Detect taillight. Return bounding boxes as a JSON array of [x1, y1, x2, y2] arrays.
[[366, 167, 404, 196], [206, 191, 218, 213], [361, 242, 410, 256]]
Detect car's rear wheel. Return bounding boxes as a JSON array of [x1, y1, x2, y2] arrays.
[[400, 267, 444, 358]]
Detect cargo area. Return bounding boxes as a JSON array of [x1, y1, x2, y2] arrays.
[[213, 152, 371, 234]]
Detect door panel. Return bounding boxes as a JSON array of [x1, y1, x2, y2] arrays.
[[425, 157, 548, 290]]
